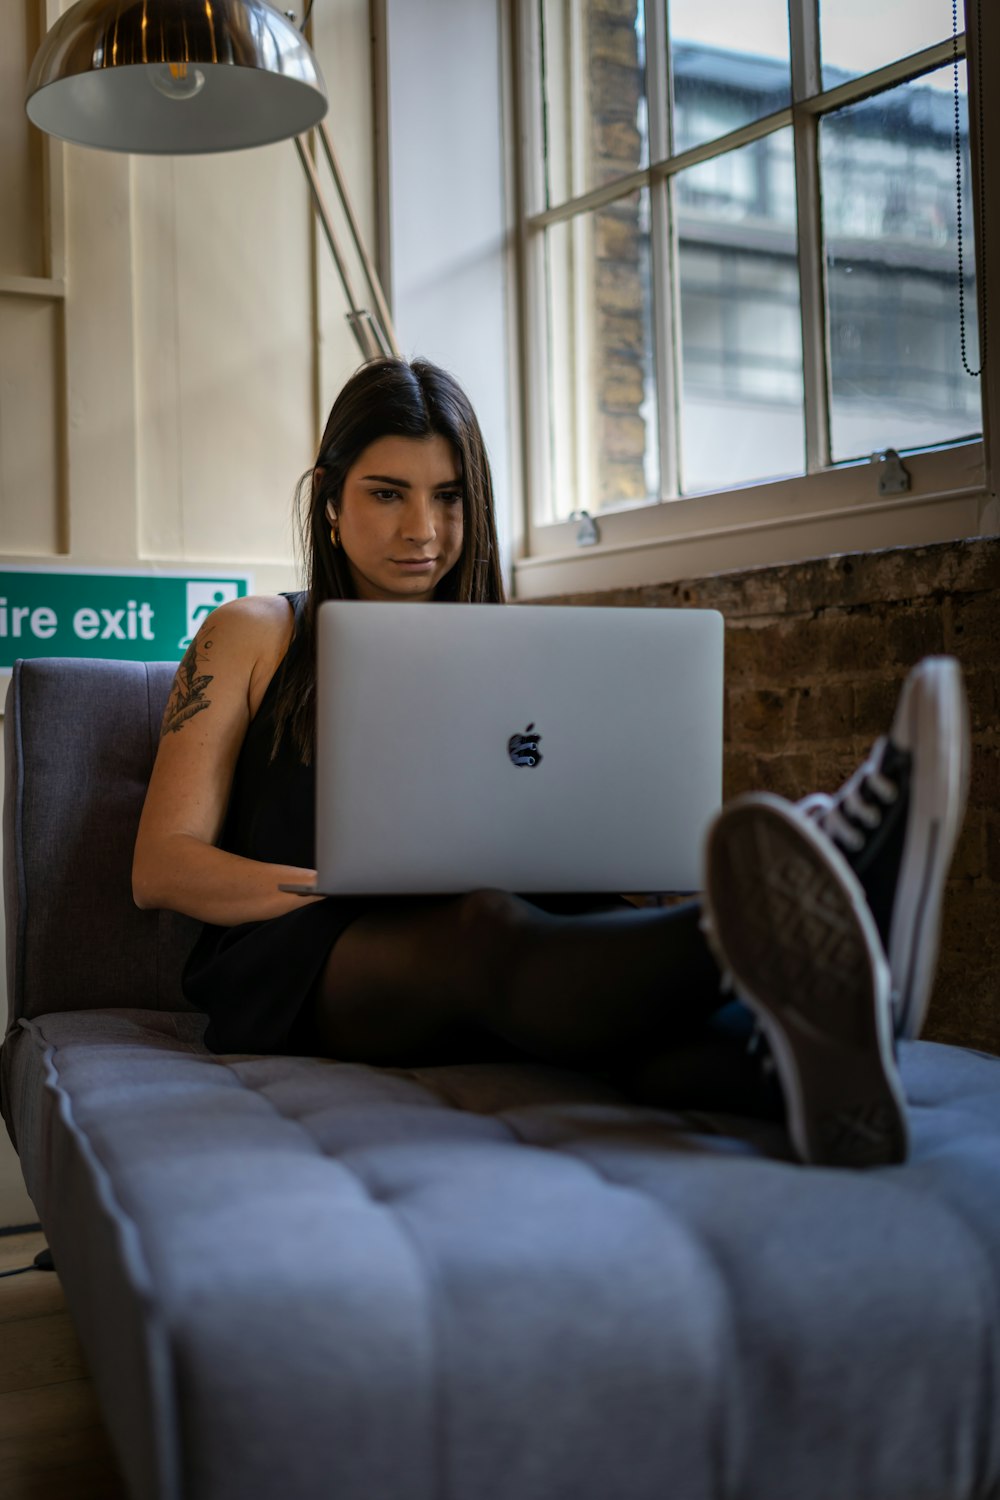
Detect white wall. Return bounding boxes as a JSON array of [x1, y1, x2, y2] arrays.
[[384, 0, 514, 580]]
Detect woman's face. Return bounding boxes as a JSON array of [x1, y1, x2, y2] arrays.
[[330, 434, 465, 603]]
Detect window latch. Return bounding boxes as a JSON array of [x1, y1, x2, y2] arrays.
[[873, 448, 911, 496], [570, 510, 600, 547]]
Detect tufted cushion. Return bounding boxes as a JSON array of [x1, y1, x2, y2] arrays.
[[2, 658, 200, 1029], [7, 1008, 1000, 1500]]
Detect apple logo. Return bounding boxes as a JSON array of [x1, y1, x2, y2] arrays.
[[507, 723, 542, 767]]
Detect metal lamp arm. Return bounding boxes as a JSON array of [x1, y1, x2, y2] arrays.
[[295, 121, 400, 361]]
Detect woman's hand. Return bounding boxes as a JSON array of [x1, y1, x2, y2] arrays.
[[132, 595, 323, 926]]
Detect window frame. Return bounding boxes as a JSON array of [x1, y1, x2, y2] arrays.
[[507, 0, 998, 598]]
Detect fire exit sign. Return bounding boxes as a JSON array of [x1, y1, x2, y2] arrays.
[[0, 567, 253, 672]]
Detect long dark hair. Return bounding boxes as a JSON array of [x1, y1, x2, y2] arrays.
[[273, 356, 506, 760]]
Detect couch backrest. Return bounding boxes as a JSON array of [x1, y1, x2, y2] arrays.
[[3, 658, 200, 1027]]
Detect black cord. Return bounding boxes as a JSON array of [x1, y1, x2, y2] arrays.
[[0, 1249, 55, 1277], [300, 0, 314, 33], [953, 0, 986, 377], [0, 1221, 48, 1276]]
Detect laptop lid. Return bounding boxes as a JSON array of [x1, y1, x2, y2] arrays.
[[314, 601, 723, 895]]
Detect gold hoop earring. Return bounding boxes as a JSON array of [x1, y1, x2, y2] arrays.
[[329, 522, 340, 550]]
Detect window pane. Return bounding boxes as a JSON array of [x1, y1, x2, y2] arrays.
[[822, 65, 982, 463], [540, 190, 659, 522], [821, 0, 949, 90], [669, 1, 790, 155], [539, 0, 649, 207], [675, 131, 805, 494]]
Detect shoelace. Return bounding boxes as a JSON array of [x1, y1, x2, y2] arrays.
[[800, 737, 899, 855]]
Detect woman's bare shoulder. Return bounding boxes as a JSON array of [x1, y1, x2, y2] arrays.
[[192, 593, 295, 661], [205, 593, 300, 712], [204, 591, 296, 637]]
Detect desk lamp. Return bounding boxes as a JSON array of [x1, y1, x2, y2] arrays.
[[26, 0, 397, 358]]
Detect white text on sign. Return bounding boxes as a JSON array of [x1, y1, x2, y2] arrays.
[[0, 599, 156, 641]]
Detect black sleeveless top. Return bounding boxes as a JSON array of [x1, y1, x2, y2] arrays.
[[182, 592, 368, 1054], [215, 592, 315, 870]]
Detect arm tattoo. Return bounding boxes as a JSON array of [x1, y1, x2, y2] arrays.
[[161, 636, 215, 736]]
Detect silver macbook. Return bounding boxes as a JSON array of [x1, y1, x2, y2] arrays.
[[292, 601, 723, 896]]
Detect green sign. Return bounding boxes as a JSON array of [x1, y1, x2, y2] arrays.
[[0, 568, 252, 671]]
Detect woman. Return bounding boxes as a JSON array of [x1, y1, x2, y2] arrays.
[[133, 356, 968, 1170]]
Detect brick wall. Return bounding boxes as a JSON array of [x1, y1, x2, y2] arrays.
[[588, 0, 649, 506], [533, 535, 1000, 1055]]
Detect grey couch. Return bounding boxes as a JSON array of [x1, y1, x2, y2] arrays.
[[3, 655, 1000, 1500]]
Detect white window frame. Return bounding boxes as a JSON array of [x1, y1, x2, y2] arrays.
[[507, 0, 1000, 598]]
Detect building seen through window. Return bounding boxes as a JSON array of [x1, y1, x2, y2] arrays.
[[533, 2, 982, 520]]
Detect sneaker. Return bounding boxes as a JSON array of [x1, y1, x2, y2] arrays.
[[702, 793, 908, 1169], [800, 657, 970, 1040]]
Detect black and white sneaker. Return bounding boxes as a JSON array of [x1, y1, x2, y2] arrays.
[[702, 793, 907, 1169], [800, 657, 970, 1040]]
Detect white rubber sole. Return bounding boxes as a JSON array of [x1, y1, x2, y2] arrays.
[[703, 795, 908, 1169], [889, 658, 971, 1039]]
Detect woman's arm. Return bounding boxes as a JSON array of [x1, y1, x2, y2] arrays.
[[132, 595, 323, 926]]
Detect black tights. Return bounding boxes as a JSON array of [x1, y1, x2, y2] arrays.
[[310, 891, 784, 1119]]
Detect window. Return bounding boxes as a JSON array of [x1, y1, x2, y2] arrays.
[[510, 1, 991, 593]]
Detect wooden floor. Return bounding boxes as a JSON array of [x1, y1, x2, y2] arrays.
[[0, 1229, 128, 1499]]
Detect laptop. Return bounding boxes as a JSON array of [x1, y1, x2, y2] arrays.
[[287, 601, 723, 896]]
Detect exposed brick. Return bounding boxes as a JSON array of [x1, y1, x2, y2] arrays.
[[947, 538, 1000, 595], [722, 626, 767, 686], [667, 584, 705, 608], [808, 746, 865, 798], [885, 603, 949, 665], [595, 261, 644, 313], [598, 460, 646, 501], [726, 751, 814, 801], [782, 552, 874, 616], [969, 743, 1000, 811], [593, 121, 643, 173], [542, 539, 1000, 621], [724, 621, 817, 686], [588, 0, 640, 20], [852, 676, 905, 739], [592, 152, 644, 184], [706, 569, 790, 619], [532, 537, 1000, 1052], [595, 210, 640, 263], [589, 18, 640, 69], [986, 816, 1000, 883], [599, 361, 644, 409], [925, 887, 1000, 1052], [600, 411, 646, 462], [950, 591, 1000, 665], [924, 969, 1000, 1053], [597, 194, 645, 225], [722, 748, 758, 800], [791, 681, 855, 742], [949, 815, 985, 881], [940, 885, 1000, 960], [589, 58, 641, 115], [964, 667, 999, 734], [810, 605, 944, 676], [779, 542, 994, 616], [726, 686, 789, 748], [812, 611, 888, 675], [597, 310, 645, 356]]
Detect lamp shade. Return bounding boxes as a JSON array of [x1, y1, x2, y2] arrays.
[[26, 0, 328, 154]]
